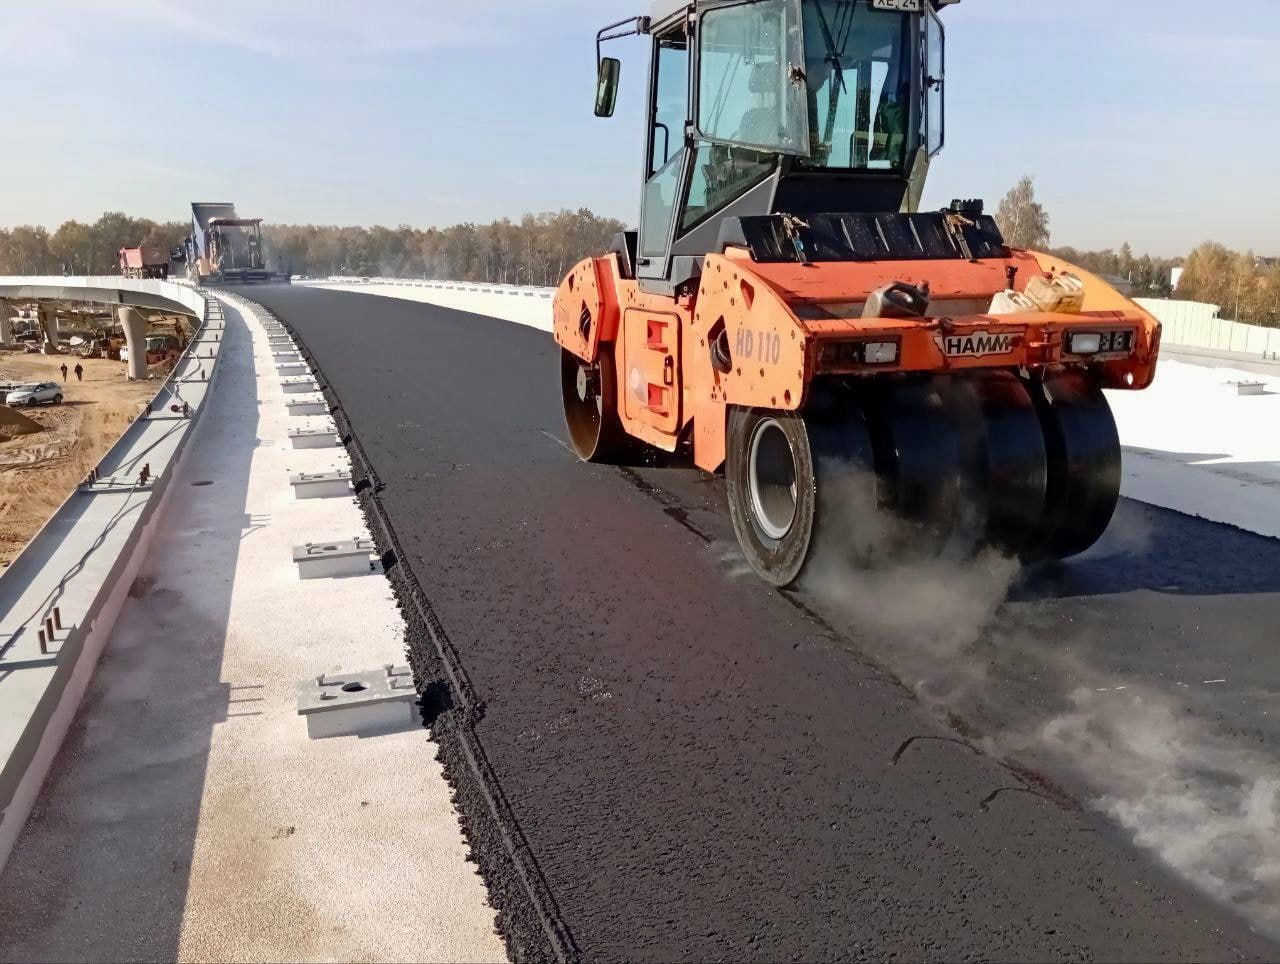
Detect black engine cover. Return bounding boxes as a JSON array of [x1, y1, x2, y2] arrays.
[[718, 210, 1007, 264]]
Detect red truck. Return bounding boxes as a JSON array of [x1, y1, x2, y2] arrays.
[[118, 246, 170, 280]]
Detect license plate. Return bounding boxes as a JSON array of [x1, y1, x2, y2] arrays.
[[872, 0, 923, 11]]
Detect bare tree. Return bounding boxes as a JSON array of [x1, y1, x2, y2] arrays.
[[995, 176, 1051, 250]]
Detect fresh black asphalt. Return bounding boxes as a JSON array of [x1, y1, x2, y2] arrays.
[[248, 284, 1280, 962]]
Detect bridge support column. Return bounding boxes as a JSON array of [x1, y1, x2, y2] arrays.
[[38, 303, 60, 354], [118, 307, 149, 381], [0, 299, 12, 346]]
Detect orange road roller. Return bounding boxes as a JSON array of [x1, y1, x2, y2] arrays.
[[554, 0, 1161, 587]]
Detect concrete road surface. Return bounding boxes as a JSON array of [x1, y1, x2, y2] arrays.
[[246, 284, 1280, 963]]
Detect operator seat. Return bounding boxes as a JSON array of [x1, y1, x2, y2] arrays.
[[735, 61, 783, 146]]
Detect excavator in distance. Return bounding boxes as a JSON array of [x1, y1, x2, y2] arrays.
[[553, 0, 1162, 588]]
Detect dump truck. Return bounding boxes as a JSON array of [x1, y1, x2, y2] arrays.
[[181, 202, 290, 285], [554, 0, 1161, 587], [118, 246, 170, 280]]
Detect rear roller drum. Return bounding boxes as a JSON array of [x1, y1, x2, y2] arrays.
[[1025, 372, 1122, 559], [726, 389, 882, 588], [560, 346, 632, 463]]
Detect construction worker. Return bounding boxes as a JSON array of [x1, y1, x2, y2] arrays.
[[74, 363, 84, 382], [60, 362, 68, 382]]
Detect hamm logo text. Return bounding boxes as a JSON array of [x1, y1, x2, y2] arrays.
[[935, 331, 1015, 359]]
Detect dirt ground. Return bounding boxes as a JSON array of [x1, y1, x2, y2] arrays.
[[0, 352, 158, 567]]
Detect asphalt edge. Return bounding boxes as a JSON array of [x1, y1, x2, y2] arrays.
[[242, 294, 575, 964]]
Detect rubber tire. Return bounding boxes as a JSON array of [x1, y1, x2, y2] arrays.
[[868, 378, 967, 560], [726, 389, 880, 588], [1025, 372, 1122, 560], [560, 346, 633, 464], [52, 395, 63, 405], [952, 374, 1049, 557]]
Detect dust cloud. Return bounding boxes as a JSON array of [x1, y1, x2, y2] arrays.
[[788, 510, 1280, 940], [1023, 685, 1280, 939], [803, 547, 1020, 708]]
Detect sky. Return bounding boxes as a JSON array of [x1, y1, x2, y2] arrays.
[[0, 0, 1277, 257]]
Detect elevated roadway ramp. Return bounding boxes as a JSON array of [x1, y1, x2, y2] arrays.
[[0, 291, 503, 962], [0, 275, 204, 316], [0, 276, 216, 877], [244, 283, 1280, 961]]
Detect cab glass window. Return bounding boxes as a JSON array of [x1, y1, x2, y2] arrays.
[[651, 37, 690, 175], [925, 7, 944, 156], [681, 143, 775, 232], [799, 1, 913, 170], [641, 154, 684, 258], [697, 0, 809, 156]]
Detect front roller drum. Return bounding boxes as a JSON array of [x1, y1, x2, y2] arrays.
[[560, 346, 635, 464], [726, 390, 882, 588]]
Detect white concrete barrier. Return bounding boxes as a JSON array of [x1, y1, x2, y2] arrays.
[[1136, 298, 1280, 358], [301, 278, 553, 332]]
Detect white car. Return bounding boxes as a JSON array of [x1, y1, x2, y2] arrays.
[[6, 382, 64, 406]]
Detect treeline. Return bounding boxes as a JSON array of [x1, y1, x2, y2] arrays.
[[4, 208, 1276, 325], [0, 209, 627, 287], [1045, 240, 1279, 327], [995, 175, 1277, 324], [1175, 242, 1280, 328], [1048, 243, 1179, 300], [0, 213, 188, 276], [266, 208, 627, 284]]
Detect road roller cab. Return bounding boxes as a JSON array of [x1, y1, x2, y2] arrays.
[[555, 0, 1162, 587]]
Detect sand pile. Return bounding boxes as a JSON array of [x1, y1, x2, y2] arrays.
[[0, 404, 43, 440]]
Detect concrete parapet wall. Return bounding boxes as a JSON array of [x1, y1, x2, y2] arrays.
[[302, 278, 553, 332], [1137, 298, 1280, 358]]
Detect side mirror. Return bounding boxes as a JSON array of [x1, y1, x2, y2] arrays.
[[595, 57, 621, 118]]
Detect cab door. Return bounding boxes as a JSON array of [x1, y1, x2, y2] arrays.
[[637, 24, 690, 283]]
